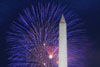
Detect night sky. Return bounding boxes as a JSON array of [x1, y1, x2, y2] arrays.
[[0, 0, 100, 67]]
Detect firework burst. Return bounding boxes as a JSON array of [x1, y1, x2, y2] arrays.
[[7, 2, 89, 67]]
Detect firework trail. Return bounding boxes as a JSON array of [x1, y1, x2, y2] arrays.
[[7, 2, 90, 67]]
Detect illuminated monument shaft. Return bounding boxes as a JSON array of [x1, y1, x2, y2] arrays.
[[59, 15, 67, 67]]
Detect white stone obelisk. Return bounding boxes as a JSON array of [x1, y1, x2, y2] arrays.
[[59, 15, 67, 67]]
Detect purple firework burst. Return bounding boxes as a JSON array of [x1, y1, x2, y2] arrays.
[[7, 2, 90, 67]]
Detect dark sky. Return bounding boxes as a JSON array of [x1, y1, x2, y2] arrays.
[[0, 0, 100, 67]]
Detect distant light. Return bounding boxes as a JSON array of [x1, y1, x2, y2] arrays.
[[43, 43, 46, 46], [49, 54, 53, 59], [43, 63, 46, 65]]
